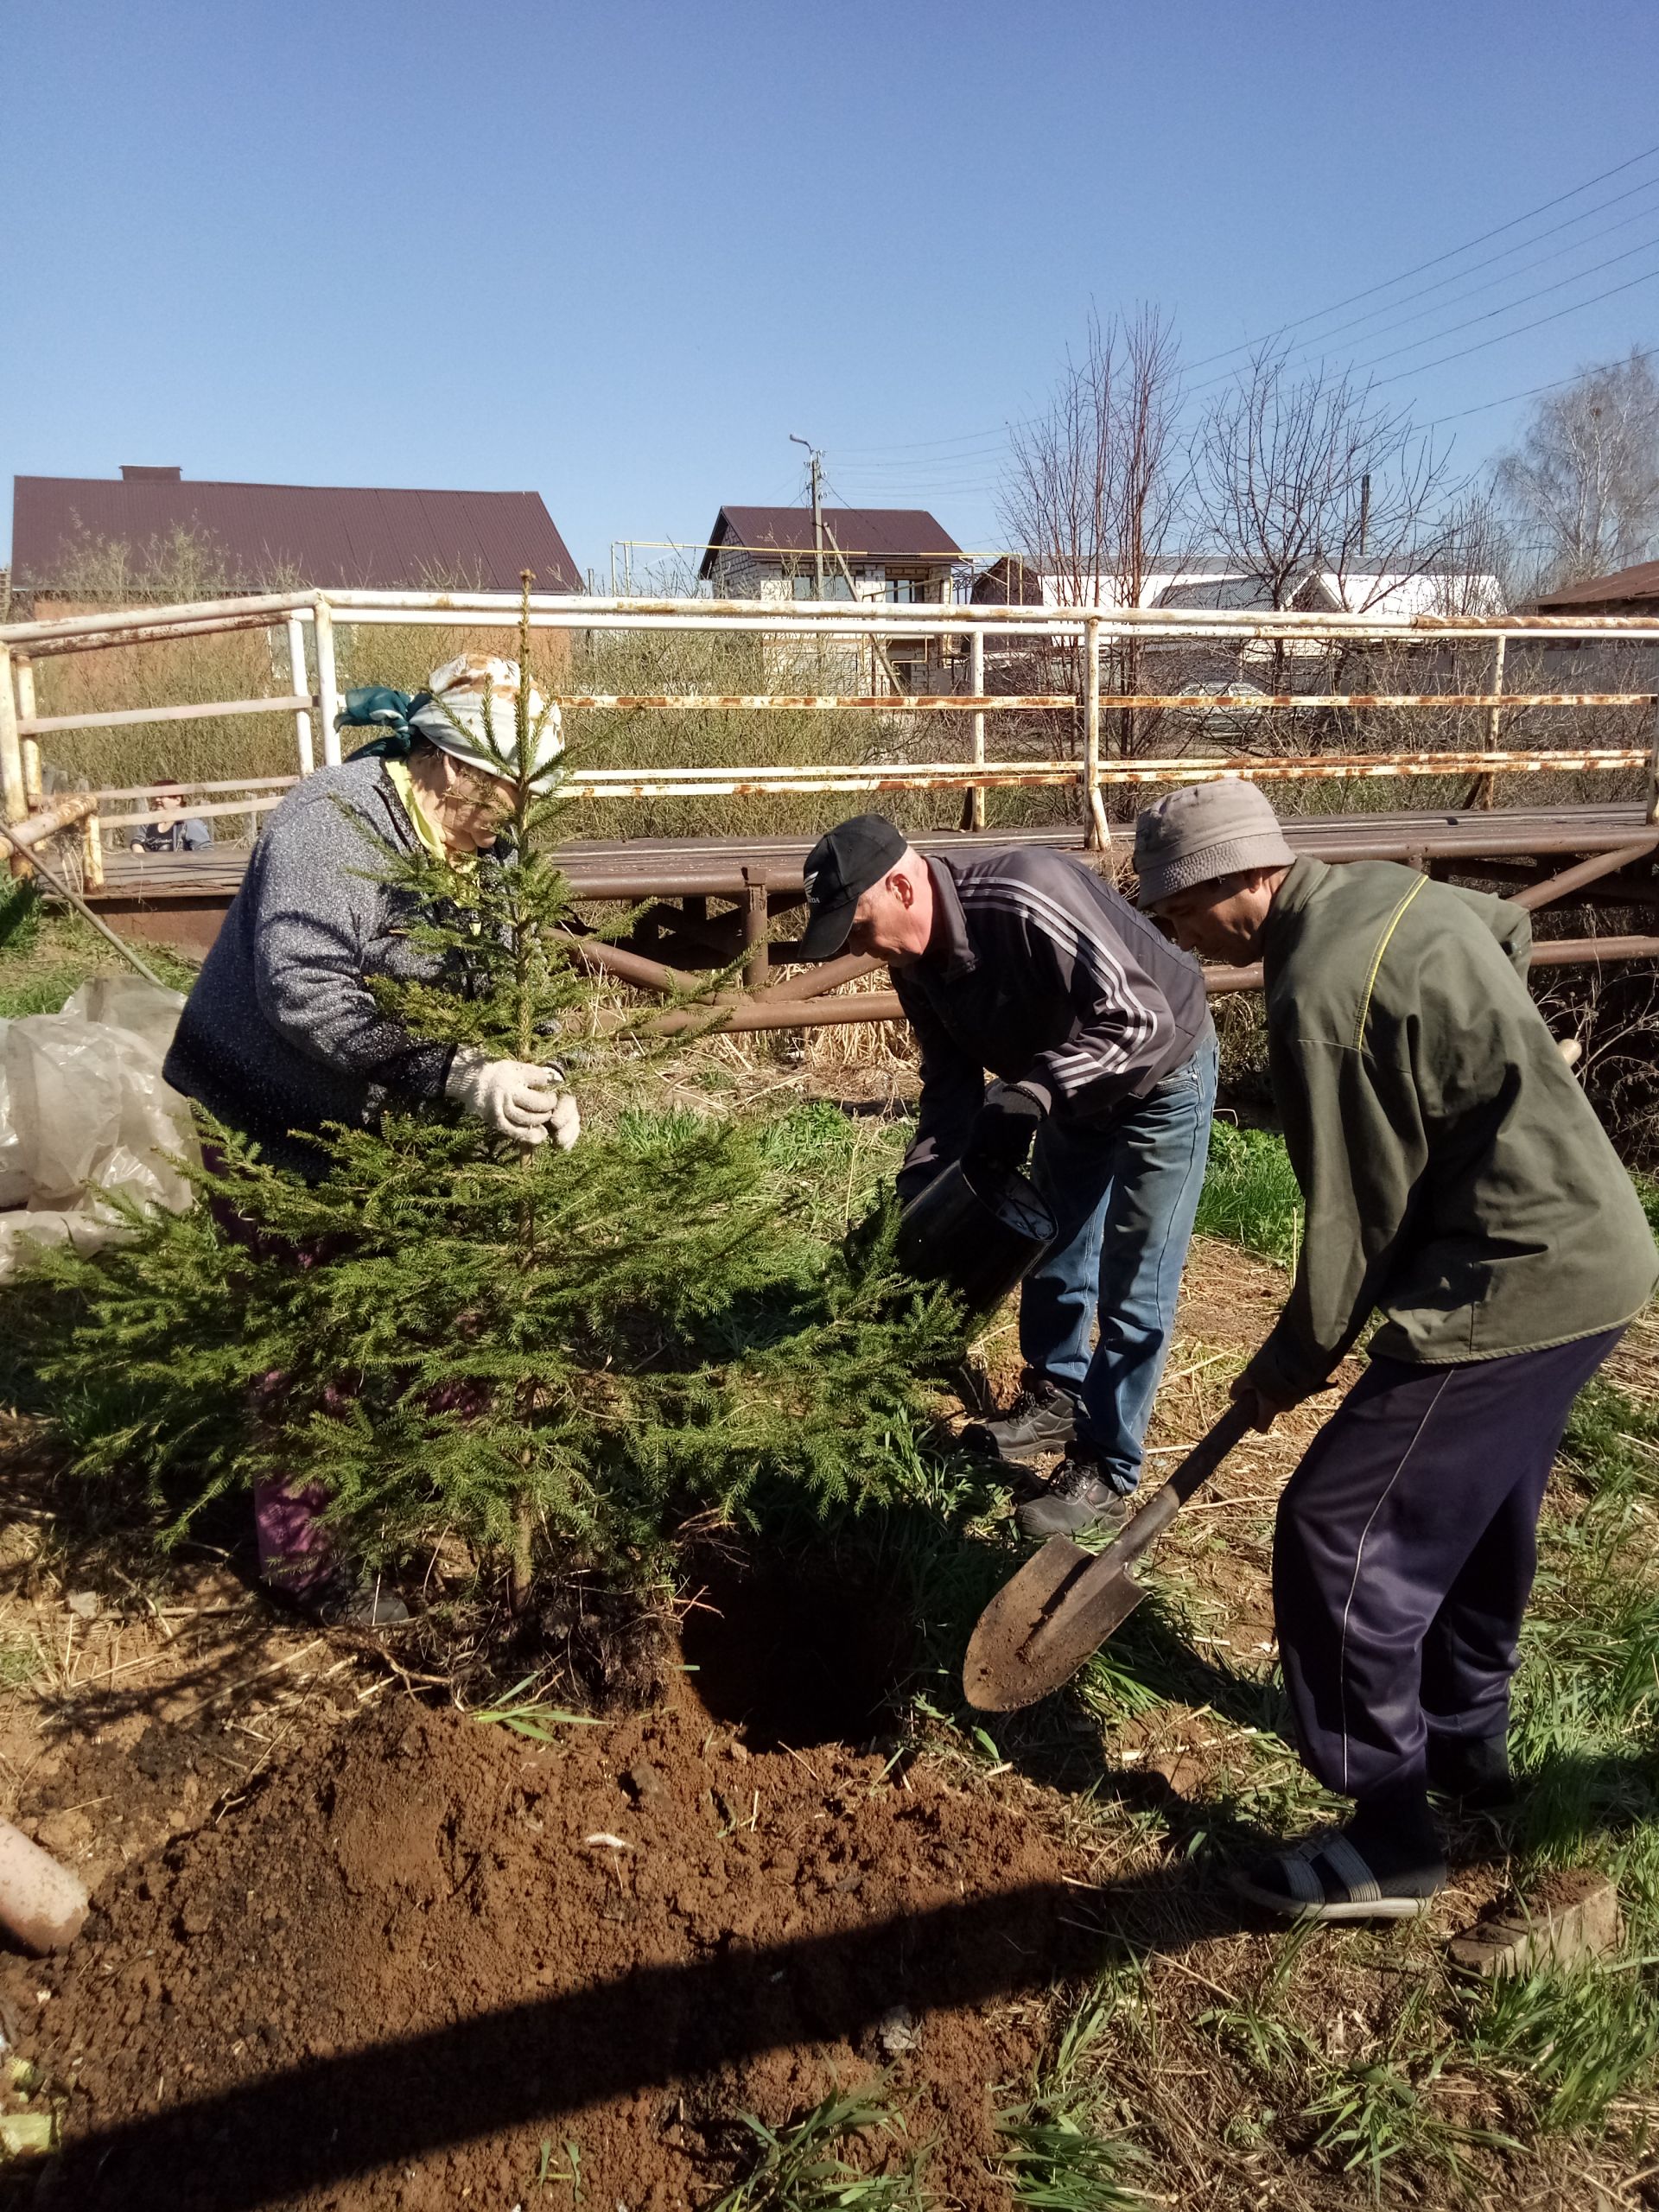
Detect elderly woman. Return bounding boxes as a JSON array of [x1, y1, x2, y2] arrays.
[[163, 654, 579, 1622]]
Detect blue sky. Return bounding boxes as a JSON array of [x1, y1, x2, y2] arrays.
[[4, 0, 1659, 575]]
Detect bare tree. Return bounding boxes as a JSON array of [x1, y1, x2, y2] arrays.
[[1195, 346, 1456, 608], [1193, 346, 1459, 706], [1425, 489, 1512, 616], [1493, 348, 1659, 594], [999, 307, 1189, 758]]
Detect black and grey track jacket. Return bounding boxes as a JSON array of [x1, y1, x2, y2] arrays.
[[893, 848, 1212, 1202]]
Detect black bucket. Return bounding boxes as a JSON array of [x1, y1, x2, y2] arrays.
[[895, 1159, 1058, 1317]]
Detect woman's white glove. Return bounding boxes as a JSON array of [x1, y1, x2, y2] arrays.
[[445, 1046, 581, 1149]]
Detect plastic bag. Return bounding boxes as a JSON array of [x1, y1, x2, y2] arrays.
[[0, 1026, 28, 1211], [0, 979, 198, 1281]]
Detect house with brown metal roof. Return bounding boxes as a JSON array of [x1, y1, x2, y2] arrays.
[[1536, 557, 1659, 615], [697, 505, 964, 689], [698, 505, 962, 604], [9, 466, 582, 603]]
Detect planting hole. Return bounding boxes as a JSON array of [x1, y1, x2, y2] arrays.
[[680, 1557, 911, 1751]]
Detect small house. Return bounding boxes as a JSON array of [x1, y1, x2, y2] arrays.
[[698, 505, 964, 689]]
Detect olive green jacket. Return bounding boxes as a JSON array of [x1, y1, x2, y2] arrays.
[[1243, 856, 1657, 1408]]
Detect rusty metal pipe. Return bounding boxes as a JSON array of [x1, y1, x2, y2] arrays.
[[3, 607, 315, 660], [286, 612, 315, 775], [643, 991, 906, 1035], [751, 952, 885, 1002], [89, 774, 299, 802], [102, 796, 286, 830], [1522, 933, 1659, 967], [314, 599, 342, 768], [558, 934, 707, 996], [622, 928, 1659, 1033], [547, 693, 1076, 712], [1447, 860, 1659, 904], [0, 588, 314, 647], [542, 690, 1659, 715], [1510, 841, 1659, 912], [549, 751, 1648, 803]]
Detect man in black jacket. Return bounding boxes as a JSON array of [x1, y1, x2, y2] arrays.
[[800, 815, 1217, 1536]]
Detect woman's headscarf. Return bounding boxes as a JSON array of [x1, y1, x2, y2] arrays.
[[337, 654, 564, 791]]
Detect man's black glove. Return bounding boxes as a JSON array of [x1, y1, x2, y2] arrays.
[[964, 1080, 1048, 1173]]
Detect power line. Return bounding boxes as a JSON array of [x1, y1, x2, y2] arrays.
[[1321, 232, 1659, 380], [830, 427, 1014, 459], [825, 461, 1009, 488], [1369, 262, 1659, 390], [1253, 181, 1659, 365], [810, 142, 1659, 480], [763, 149, 1659, 520], [1182, 138, 1659, 372], [1423, 346, 1656, 429], [1186, 230, 1659, 398]]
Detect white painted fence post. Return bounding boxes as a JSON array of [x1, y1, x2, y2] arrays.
[[287, 614, 315, 774], [0, 646, 26, 872], [314, 599, 342, 766], [968, 626, 986, 832], [1084, 617, 1110, 852], [14, 658, 41, 809]]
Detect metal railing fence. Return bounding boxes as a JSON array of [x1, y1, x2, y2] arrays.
[[4, 588, 1659, 862]]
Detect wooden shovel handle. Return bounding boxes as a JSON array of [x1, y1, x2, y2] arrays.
[[1110, 1402, 1254, 1574]]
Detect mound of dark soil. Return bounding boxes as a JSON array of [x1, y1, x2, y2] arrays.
[[15, 1694, 1086, 2210]]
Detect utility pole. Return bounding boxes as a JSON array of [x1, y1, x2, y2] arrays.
[[1358, 472, 1371, 558], [790, 433, 825, 594]]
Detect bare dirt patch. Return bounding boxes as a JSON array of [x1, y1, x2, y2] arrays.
[[14, 1694, 1085, 2211]]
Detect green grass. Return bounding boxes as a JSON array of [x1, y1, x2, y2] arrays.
[[470, 1667, 605, 1741], [0, 1633, 42, 1691], [0, 887, 198, 1019], [1464, 1956, 1659, 2135], [1301, 2051, 1515, 2202], [753, 1097, 908, 1239], [1633, 1170, 1659, 1243], [709, 2083, 931, 2212], [996, 1986, 1153, 2211], [1192, 1121, 1300, 1269]]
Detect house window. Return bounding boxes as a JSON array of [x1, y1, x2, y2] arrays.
[[791, 573, 852, 600], [886, 578, 926, 604]]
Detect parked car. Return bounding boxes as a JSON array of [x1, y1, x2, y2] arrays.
[[1174, 680, 1272, 747]]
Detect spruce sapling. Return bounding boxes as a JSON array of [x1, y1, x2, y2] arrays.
[[16, 582, 963, 1616]]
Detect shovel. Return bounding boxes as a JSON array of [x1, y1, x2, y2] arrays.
[[963, 1402, 1253, 1712]]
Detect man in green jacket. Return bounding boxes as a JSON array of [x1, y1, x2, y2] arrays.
[[1135, 781, 1657, 1921]]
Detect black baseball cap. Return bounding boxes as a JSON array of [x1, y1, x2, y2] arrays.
[[798, 813, 908, 959]]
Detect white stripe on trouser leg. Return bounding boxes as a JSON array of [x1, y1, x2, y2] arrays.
[[1334, 1370, 1457, 1796]]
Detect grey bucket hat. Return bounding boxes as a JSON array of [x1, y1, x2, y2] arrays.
[[1134, 782, 1296, 909]]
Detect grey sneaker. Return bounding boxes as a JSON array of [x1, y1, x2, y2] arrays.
[[963, 1376, 1078, 1461], [1014, 1451, 1131, 1541]]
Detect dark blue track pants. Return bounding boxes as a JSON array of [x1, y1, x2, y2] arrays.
[[1274, 1328, 1623, 1802]]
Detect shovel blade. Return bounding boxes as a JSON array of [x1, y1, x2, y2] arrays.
[[963, 1536, 1147, 1712]]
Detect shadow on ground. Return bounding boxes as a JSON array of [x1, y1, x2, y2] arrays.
[[48, 1870, 1274, 2212]]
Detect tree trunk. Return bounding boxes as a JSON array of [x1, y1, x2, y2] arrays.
[[509, 1493, 534, 1616]]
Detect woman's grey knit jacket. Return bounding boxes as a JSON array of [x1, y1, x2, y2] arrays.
[[163, 759, 473, 1176]]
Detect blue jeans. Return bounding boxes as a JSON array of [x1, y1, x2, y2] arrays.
[[1020, 1032, 1217, 1492]]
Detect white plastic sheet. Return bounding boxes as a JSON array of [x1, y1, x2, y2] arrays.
[[0, 979, 198, 1280]]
